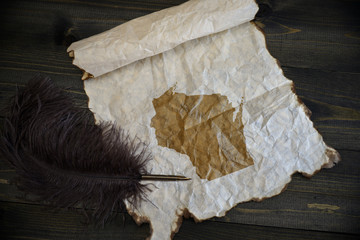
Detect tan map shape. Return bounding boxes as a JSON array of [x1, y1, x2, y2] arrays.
[[151, 88, 254, 180]]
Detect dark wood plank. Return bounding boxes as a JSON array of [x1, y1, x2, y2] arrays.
[[221, 184, 360, 234], [0, 83, 89, 113], [0, 0, 359, 239], [257, 0, 360, 73], [0, 201, 358, 240], [175, 219, 359, 240], [282, 67, 360, 151], [1, 150, 359, 234], [0, 201, 151, 240], [0, 0, 359, 81]]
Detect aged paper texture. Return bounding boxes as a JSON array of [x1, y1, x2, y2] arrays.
[[68, 0, 340, 239]]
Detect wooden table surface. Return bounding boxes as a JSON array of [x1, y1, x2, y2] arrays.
[[0, 0, 359, 239]]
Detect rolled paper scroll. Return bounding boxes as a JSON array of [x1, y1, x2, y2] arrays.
[[68, 0, 340, 239]]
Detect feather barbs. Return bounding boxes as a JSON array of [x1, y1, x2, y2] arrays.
[[0, 75, 151, 226]]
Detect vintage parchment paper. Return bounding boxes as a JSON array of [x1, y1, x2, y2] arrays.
[[68, 0, 340, 239]]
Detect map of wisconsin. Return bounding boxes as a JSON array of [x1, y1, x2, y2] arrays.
[[151, 88, 254, 181]]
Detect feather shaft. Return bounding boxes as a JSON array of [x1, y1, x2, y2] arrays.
[[141, 175, 191, 181]]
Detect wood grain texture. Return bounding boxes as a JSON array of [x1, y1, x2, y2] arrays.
[[0, 201, 359, 240], [0, 0, 359, 239]]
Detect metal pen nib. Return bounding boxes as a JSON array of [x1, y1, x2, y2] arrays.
[[141, 174, 191, 181]]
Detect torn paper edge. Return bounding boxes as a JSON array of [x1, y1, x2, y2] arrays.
[[122, 22, 340, 239], [69, 0, 341, 238]]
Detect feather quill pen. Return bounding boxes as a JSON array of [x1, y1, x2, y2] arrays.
[[0, 75, 188, 226]]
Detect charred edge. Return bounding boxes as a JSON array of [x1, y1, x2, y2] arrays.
[[128, 206, 202, 240], [251, 21, 283, 73], [127, 209, 153, 240], [289, 81, 341, 176], [251, 20, 340, 176], [290, 82, 312, 118], [67, 50, 94, 80], [170, 208, 203, 239]]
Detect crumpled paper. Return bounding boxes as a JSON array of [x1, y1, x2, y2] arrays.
[[67, 0, 340, 239]]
